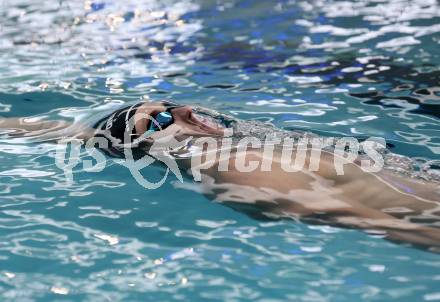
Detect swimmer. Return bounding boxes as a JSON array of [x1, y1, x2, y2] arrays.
[[1, 101, 440, 251]]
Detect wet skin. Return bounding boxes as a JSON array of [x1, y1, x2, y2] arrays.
[[1, 101, 440, 251]]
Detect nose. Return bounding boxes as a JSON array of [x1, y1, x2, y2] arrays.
[[171, 105, 193, 121]]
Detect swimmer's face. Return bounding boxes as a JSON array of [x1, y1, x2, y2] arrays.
[[133, 101, 224, 140]]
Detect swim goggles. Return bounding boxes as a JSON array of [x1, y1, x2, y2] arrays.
[[145, 101, 183, 132]]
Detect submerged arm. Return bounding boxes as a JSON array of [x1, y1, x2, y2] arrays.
[[0, 117, 69, 132], [0, 117, 94, 141], [190, 148, 440, 251]]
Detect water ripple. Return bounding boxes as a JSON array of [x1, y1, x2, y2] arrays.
[[0, 0, 439, 301]]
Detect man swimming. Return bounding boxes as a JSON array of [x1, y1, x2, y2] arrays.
[[1, 100, 440, 251]]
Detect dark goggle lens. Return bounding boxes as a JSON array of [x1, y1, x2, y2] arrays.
[[144, 101, 185, 132], [150, 111, 174, 131]]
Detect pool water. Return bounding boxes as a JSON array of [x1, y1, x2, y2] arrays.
[[1, 0, 440, 300]]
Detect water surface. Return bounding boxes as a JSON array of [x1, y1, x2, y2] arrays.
[[0, 0, 440, 301]]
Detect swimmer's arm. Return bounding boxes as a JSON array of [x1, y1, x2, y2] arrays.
[[197, 152, 440, 251], [325, 205, 440, 251], [0, 117, 95, 140], [216, 172, 440, 250], [0, 117, 70, 132]]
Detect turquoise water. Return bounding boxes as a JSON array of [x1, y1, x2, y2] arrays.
[[1, 0, 440, 300]]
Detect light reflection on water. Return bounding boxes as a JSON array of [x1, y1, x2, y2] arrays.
[[0, 0, 440, 301]]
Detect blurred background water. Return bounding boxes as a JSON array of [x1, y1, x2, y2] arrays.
[[0, 0, 440, 301]]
